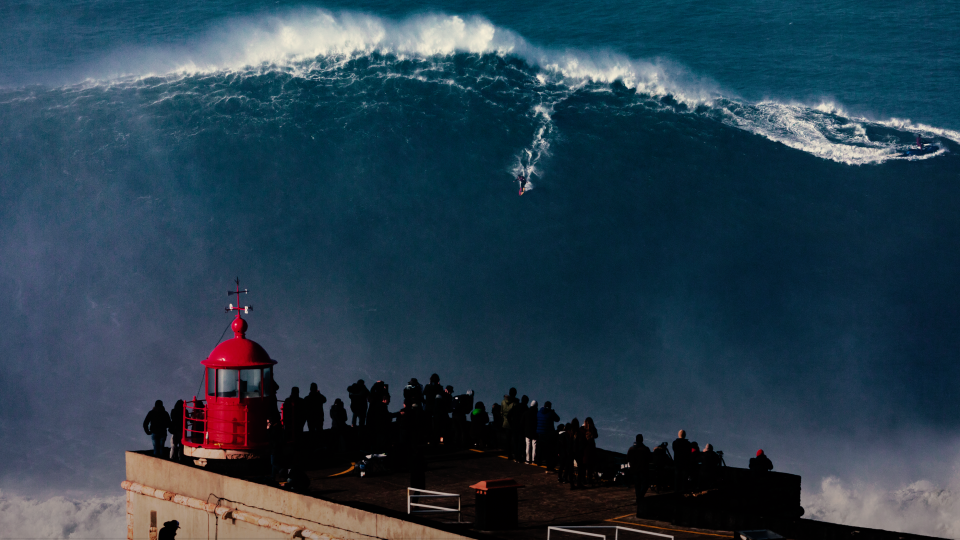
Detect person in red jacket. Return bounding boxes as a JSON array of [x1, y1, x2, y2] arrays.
[[749, 449, 774, 472]]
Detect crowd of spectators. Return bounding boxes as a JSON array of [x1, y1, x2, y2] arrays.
[[145, 373, 776, 506]]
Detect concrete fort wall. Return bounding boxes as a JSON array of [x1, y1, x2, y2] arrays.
[[124, 452, 472, 540]]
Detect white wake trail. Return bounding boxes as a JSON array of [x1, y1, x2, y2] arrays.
[[511, 102, 559, 192]]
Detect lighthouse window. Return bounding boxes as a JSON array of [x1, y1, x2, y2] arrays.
[[263, 367, 275, 396], [216, 369, 239, 398], [239, 369, 262, 399], [206, 368, 215, 396]]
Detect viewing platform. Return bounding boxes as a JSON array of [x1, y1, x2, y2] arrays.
[[123, 443, 946, 540]]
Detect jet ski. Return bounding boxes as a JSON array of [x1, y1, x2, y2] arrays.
[[902, 144, 939, 157]]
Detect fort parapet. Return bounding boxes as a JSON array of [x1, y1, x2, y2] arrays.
[[123, 447, 946, 540]]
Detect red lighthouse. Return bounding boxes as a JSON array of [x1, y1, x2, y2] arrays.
[[183, 280, 277, 466]]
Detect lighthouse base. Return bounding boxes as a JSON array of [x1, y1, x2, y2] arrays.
[[183, 445, 266, 461]]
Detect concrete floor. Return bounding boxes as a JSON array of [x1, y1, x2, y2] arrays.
[[299, 447, 729, 540]]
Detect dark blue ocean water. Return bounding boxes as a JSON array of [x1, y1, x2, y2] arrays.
[[1, 1, 960, 532]]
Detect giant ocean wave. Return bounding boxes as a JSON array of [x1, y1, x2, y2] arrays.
[[49, 9, 955, 168]]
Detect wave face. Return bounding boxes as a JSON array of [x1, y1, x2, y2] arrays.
[[2, 7, 960, 540], [64, 10, 957, 167]]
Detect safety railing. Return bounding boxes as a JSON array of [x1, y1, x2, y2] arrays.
[[406, 488, 461, 522], [182, 400, 208, 447], [547, 526, 673, 540], [182, 400, 250, 449], [182, 398, 300, 449]]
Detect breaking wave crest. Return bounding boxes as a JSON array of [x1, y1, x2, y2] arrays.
[[110, 10, 714, 107], [803, 476, 960, 538], [0, 490, 125, 539], [72, 9, 958, 167]]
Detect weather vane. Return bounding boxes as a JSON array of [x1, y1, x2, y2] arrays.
[[225, 277, 252, 315]]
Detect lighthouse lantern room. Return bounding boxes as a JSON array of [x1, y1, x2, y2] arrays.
[[183, 280, 277, 464]]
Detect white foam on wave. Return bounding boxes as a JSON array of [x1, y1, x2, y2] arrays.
[[716, 99, 952, 165], [0, 489, 125, 539], [90, 9, 952, 167], [717, 100, 897, 165], [879, 117, 960, 146], [803, 474, 960, 538], [107, 9, 716, 109]]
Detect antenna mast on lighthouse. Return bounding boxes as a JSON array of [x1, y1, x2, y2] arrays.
[[225, 277, 253, 338]]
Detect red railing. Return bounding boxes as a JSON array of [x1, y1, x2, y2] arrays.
[[182, 399, 284, 450], [183, 400, 252, 449]]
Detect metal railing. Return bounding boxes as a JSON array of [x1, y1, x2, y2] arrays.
[[182, 400, 251, 449], [182, 400, 208, 447], [547, 526, 673, 540], [182, 398, 292, 449], [406, 488, 461, 522]]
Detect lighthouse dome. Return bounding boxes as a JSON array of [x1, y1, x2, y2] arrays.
[[202, 337, 275, 368]]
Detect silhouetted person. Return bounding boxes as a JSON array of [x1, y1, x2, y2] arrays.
[[749, 449, 773, 472], [158, 520, 179, 540], [700, 443, 722, 488], [367, 381, 391, 449], [399, 402, 424, 449], [267, 377, 280, 399], [689, 441, 702, 486], [500, 388, 519, 459], [470, 402, 489, 449], [282, 387, 305, 441], [143, 400, 171, 458], [303, 383, 327, 442], [169, 400, 184, 462], [578, 417, 598, 487], [283, 468, 310, 493], [403, 378, 423, 407], [627, 434, 651, 517], [436, 385, 454, 443], [452, 390, 474, 447], [557, 423, 574, 484], [330, 398, 348, 428], [329, 398, 348, 454], [266, 414, 284, 476], [189, 396, 205, 444], [512, 395, 529, 462], [523, 400, 539, 463], [570, 417, 583, 490], [347, 380, 369, 427], [536, 402, 560, 469], [651, 442, 673, 492], [672, 430, 692, 492], [441, 385, 455, 413], [491, 402, 503, 446], [701, 443, 721, 468], [423, 374, 443, 412]]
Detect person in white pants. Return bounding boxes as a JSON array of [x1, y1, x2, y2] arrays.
[[524, 400, 539, 463]]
